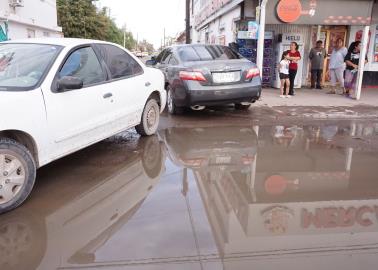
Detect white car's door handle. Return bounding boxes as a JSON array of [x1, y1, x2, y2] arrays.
[[103, 93, 113, 99], [145, 82, 151, 87]]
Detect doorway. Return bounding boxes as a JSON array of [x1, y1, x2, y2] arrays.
[[320, 26, 348, 85]]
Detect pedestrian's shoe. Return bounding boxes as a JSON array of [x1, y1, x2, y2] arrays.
[[316, 86, 322, 90], [327, 90, 336, 94], [279, 95, 285, 98]]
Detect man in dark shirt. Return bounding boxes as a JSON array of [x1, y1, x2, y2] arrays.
[[309, 40, 326, 89], [344, 41, 368, 97]]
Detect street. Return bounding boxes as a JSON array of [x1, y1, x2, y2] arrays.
[[1, 106, 378, 270]]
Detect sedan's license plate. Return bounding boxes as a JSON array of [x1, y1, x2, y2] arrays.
[[212, 72, 240, 83], [215, 156, 231, 164]]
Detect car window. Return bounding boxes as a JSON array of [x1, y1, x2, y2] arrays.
[[178, 45, 241, 62], [155, 50, 167, 63], [96, 44, 143, 79], [168, 55, 178, 65], [0, 43, 61, 91], [60, 47, 106, 86], [161, 50, 172, 64], [162, 52, 172, 64]]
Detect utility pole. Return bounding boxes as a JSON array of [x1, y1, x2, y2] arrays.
[[123, 28, 126, 48], [185, 0, 190, 44], [163, 28, 166, 47]]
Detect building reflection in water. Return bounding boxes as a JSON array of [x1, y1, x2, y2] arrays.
[[1, 122, 378, 270], [163, 122, 378, 269]]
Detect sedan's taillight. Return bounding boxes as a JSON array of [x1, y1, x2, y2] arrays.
[[245, 68, 260, 80], [179, 71, 207, 82]]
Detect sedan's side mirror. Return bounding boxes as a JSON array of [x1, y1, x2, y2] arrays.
[[146, 57, 157, 66], [57, 76, 83, 92]]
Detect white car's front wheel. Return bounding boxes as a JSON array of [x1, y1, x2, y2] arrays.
[[0, 139, 36, 214], [136, 99, 160, 136]]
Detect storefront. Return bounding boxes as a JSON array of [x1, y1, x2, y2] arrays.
[[259, 0, 376, 93]]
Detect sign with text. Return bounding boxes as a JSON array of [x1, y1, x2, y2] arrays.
[[266, 0, 374, 25]]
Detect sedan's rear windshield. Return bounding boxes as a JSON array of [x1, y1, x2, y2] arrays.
[[178, 45, 241, 62], [0, 43, 62, 91]]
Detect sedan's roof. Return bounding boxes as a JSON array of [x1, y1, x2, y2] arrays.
[[1, 38, 111, 47]]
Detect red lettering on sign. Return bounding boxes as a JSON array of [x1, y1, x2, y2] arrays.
[[302, 206, 377, 229]]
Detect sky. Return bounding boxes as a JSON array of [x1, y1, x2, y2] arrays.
[[98, 0, 186, 49]]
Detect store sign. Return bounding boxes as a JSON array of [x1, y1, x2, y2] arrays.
[[282, 33, 304, 44], [302, 206, 378, 229], [267, 0, 373, 26], [238, 30, 272, 40], [277, 0, 302, 23], [0, 22, 8, 42]]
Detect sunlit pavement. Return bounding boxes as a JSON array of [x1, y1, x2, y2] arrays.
[[1, 107, 378, 270]]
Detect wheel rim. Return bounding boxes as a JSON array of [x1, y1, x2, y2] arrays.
[[0, 153, 26, 205], [146, 105, 158, 131], [167, 89, 173, 112]]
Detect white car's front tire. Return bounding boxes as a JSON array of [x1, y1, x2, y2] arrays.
[[0, 139, 36, 214], [136, 99, 160, 136]]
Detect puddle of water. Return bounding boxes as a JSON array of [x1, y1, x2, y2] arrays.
[[1, 122, 378, 270]]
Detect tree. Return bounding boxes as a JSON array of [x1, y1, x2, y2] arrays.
[[138, 40, 154, 54], [57, 0, 136, 49]]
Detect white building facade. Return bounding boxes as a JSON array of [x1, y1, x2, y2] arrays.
[[0, 0, 62, 41]]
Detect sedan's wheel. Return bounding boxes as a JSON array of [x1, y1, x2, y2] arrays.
[[0, 139, 36, 214], [136, 99, 160, 136], [167, 86, 184, 115], [235, 103, 251, 110]]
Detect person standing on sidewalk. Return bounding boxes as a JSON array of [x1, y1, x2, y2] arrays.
[[328, 38, 347, 94], [279, 51, 291, 98], [284, 42, 301, 96], [344, 41, 368, 97], [309, 40, 326, 89]]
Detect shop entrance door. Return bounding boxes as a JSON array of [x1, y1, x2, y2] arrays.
[[321, 26, 348, 85]]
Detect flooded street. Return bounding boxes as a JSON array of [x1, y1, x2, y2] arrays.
[[1, 110, 378, 270]]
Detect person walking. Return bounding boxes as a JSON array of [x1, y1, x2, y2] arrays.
[[328, 38, 347, 94], [284, 42, 301, 96], [279, 51, 291, 98], [309, 40, 326, 89], [344, 41, 368, 97]]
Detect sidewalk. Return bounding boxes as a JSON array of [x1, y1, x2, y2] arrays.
[[251, 87, 378, 120], [257, 87, 378, 107]]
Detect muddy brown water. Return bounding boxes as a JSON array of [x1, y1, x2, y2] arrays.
[[1, 116, 378, 270]]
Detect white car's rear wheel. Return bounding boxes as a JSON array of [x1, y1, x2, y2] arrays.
[[0, 139, 36, 214], [136, 99, 160, 136]]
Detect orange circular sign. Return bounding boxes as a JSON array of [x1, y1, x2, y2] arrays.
[[277, 0, 302, 23]]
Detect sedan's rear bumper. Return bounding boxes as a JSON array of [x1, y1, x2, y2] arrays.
[[174, 81, 262, 107]]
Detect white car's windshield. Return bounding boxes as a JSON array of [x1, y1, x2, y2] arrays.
[[0, 43, 62, 91]]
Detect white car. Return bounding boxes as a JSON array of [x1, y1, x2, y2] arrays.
[[0, 38, 166, 214]]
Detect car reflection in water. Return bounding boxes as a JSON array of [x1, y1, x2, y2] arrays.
[[162, 123, 378, 270], [0, 135, 165, 270]]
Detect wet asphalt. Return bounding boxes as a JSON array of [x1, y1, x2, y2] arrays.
[[1, 106, 378, 270]]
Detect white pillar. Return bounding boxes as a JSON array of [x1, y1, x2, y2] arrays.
[[355, 25, 370, 100], [256, 0, 268, 75], [316, 25, 321, 41]]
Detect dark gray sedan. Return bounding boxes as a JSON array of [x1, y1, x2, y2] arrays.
[[146, 44, 262, 114]]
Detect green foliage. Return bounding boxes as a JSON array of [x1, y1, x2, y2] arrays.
[[57, 0, 136, 49], [138, 40, 154, 54]]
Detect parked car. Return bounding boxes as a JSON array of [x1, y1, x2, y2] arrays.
[[160, 125, 257, 171], [0, 38, 166, 214], [146, 44, 262, 114]]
